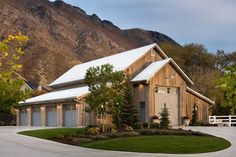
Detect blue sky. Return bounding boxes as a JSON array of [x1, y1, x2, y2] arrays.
[[52, 0, 236, 53]]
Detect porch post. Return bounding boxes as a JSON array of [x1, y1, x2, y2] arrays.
[[40, 105, 46, 127], [76, 103, 80, 127], [57, 104, 63, 127], [27, 106, 32, 126]]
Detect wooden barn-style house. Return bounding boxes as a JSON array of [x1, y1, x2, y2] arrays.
[[17, 44, 215, 127]]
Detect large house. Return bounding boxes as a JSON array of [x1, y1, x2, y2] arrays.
[[17, 44, 215, 127]]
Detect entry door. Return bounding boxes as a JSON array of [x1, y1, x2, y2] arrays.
[[63, 104, 76, 127], [20, 108, 27, 126], [140, 102, 146, 123], [46, 105, 57, 127], [155, 87, 179, 126], [32, 107, 41, 126]]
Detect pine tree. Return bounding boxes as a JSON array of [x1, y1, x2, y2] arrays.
[[160, 104, 170, 129], [120, 81, 140, 127], [191, 103, 198, 126]]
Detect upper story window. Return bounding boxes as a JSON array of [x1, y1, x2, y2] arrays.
[[151, 49, 155, 56]]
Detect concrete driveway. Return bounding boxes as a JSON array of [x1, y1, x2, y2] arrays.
[[0, 126, 235, 157]]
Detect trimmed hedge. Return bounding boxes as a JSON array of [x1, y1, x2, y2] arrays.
[[137, 129, 211, 136]]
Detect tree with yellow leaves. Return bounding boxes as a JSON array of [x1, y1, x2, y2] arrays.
[[0, 33, 30, 114]]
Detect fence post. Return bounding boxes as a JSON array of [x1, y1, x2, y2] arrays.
[[229, 115, 231, 127]]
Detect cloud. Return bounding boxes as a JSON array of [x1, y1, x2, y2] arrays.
[[63, 0, 236, 52]]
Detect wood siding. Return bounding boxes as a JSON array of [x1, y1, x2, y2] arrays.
[[148, 64, 187, 124], [186, 91, 209, 123], [133, 84, 149, 121], [126, 49, 163, 78]]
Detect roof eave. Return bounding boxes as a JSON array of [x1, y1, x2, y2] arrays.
[[186, 87, 215, 105], [19, 97, 76, 106]]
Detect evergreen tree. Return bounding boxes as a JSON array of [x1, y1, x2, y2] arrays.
[[120, 81, 140, 127], [159, 104, 170, 129], [191, 104, 198, 126]]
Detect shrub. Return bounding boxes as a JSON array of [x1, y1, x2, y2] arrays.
[[87, 127, 100, 135], [133, 122, 142, 130], [124, 125, 133, 132], [138, 129, 156, 135], [106, 131, 140, 138], [142, 122, 149, 128], [150, 123, 160, 129], [160, 104, 170, 129], [87, 125, 99, 128], [191, 104, 198, 126], [119, 131, 140, 137], [0, 121, 5, 126]]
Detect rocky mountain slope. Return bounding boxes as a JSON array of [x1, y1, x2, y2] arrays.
[[0, 0, 177, 85]]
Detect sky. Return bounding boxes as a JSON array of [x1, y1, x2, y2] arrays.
[[52, 0, 236, 53]]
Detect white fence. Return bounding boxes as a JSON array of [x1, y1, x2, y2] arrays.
[[209, 115, 236, 127]]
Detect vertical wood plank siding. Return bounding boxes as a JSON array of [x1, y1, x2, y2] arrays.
[[126, 49, 163, 78], [148, 64, 187, 124], [186, 92, 209, 123]]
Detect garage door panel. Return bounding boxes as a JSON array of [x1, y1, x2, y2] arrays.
[[20, 108, 27, 126], [32, 107, 41, 126], [63, 104, 76, 127], [47, 106, 57, 127]]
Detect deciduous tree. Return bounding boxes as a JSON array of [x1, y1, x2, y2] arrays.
[[84, 64, 126, 128], [0, 33, 29, 114]]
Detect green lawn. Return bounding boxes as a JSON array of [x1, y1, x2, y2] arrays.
[[18, 128, 86, 139], [18, 128, 231, 154], [81, 135, 231, 154]]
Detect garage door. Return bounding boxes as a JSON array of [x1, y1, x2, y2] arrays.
[[32, 107, 41, 126], [20, 108, 27, 126], [155, 87, 179, 126], [46, 105, 57, 127], [63, 104, 76, 127]]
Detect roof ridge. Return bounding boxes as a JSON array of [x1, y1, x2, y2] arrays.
[[49, 43, 157, 87]]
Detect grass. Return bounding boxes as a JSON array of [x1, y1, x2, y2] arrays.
[[81, 135, 231, 154], [18, 128, 231, 154], [18, 128, 86, 139]]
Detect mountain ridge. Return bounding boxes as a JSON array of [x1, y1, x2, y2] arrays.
[[0, 0, 178, 85]]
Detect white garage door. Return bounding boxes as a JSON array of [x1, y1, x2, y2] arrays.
[[46, 105, 57, 127], [32, 107, 41, 126], [20, 108, 27, 126], [63, 104, 76, 127], [155, 86, 179, 126]]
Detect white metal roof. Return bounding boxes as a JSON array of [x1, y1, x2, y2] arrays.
[[131, 59, 171, 82], [186, 87, 215, 105], [131, 58, 194, 85], [49, 44, 159, 87], [19, 86, 89, 105]]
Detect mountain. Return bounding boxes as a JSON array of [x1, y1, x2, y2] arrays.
[[0, 0, 178, 85]]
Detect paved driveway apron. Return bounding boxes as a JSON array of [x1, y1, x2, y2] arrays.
[[0, 127, 235, 157]]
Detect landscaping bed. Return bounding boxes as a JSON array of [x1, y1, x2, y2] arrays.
[[18, 127, 231, 154]]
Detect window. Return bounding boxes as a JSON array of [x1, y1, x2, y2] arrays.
[[151, 49, 155, 56], [47, 105, 57, 112], [64, 104, 76, 111], [32, 107, 40, 112]]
